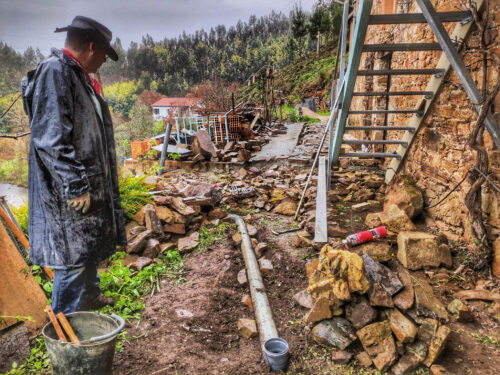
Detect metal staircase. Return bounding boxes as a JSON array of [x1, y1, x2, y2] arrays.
[[327, 0, 500, 184]]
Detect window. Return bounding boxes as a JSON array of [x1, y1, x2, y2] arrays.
[[154, 108, 159, 115]]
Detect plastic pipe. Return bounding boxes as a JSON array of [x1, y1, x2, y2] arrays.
[[228, 215, 280, 341]]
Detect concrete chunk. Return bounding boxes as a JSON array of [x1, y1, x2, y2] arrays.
[[397, 231, 452, 270]]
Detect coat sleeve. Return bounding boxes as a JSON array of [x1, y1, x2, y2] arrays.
[[30, 62, 89, 199]]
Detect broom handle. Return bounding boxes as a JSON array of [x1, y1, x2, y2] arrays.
[[57, 312, 80, 344], [45, 306, 67, 342]]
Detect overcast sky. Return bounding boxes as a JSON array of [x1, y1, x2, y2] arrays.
[[1, 0, 318, 55]]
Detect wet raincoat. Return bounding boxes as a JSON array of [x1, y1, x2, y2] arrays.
[[22, 48, 126, 269]]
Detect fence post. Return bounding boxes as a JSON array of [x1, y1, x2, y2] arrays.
[[224, 115, 229, 143], [175, 117, 180, 143]]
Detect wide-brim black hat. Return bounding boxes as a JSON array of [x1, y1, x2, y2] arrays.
[[55, 16, 118, 61]]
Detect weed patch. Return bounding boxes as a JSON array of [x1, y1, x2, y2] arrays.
[[198, 222, 236, 251]]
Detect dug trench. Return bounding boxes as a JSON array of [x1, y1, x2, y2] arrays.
[[112, 180, 500, 375]]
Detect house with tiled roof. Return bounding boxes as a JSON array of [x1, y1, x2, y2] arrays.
[[151, 97, 201, 120]]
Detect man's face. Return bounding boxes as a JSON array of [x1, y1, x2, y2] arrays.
[[86, 42, 107, 73]]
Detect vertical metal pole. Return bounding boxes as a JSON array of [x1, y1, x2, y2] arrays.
[[224, 115, 229, 143], [328, 0, 351, 189], [329, 0, 373, 168], [158, 122, 172, 176], [175, 117, 180, 143]]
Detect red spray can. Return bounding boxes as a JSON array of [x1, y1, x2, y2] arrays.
[[342, 226, 388, 248]]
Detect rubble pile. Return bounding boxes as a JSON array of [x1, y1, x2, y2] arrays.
[[123, 176, 225, 269], [221, 164, 312, 216], [157, 129, 272, 163], [299, 244, 453, 374]]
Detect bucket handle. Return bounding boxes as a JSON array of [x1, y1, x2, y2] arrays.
[[79, 313, 125, 344]]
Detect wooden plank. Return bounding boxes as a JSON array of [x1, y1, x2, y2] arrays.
[[314, 157, 328, 243], [0, 220, 47, 335], [385, 0, 485, 183]]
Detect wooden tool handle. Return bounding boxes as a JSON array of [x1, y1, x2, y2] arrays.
[[45, 306, 67, 342], [57, 312, 80, 344]]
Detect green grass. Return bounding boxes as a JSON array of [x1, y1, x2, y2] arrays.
[[0, 153, 28, 186], [198, 222, 236, 251], [11, 201, 28, 237], [99, 250, 184, 320]]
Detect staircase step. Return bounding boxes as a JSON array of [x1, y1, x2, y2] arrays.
[[340, 152, 402, 159], [344, 126, 415, 132], [349, 109, 424, 115], [358, 69, 444, 76], [368, 11, 472, 25], [353, 91, 434, 98], [342, 139, 409, 146], [363, 43, 442, 52]]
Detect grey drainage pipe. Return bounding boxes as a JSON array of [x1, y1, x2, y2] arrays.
[[228, 214, 289, 371]]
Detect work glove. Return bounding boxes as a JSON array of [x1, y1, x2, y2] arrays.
[[67, 191, 91, 214]]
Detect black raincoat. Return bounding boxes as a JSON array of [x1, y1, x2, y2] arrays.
[[22, 48, 126, 269]]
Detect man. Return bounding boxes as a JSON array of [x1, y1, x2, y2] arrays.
[[22, 16, 127, 314]]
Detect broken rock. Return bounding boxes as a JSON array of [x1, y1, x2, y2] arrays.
[[369, 283, 394, 308], [331, 350, 353, 364], [273, 198, 298, 216], [381, 204, 416, 233], [178, 232, 200, 254], [412, 276, 449, 321], [356, 241, 392, 262], [311, 318, 357, 349], [423, 325, 451, 367], [192, 129, 217, 159], [305, 298, 333, 324], [345, 296, 377, 329], [144, 204, 164, 234], [391, 353, 422, 375], [389, 260, 415, 311], [362, 254, 403, 296], [397, 231, 452, 270], [384, 175, 423, 219], [237, 318, 257, 339], [356, 352, 373, 367], [446, 299, 472, 322], [293, 289, 313, 309], [387, 308, 418, 343], [237, 269, 248, 286], [169, 197, 196, 216], [129, 256, 153, 271], [127, 230, 152, 254], [155, 205, 174, 224], [163, 223, 186, 235], [142, 238, 161, 259], [357, 321, 398, 372], [259, 258, 273, 273]]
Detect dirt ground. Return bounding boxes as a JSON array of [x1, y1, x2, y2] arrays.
[[112, 200, 500, 375]]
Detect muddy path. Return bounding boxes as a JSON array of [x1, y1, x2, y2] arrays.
[[112, 204, 500, 375]]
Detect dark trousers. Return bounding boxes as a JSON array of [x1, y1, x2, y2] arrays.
[[51, 263, 101, 314]]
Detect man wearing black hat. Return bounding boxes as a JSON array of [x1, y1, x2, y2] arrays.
[[22, 16, 127, 314]]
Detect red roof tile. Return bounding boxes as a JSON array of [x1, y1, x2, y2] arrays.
[[151, 97, 199, 107]]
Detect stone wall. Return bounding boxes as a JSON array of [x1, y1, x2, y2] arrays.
[[352, 0, 500, 246]]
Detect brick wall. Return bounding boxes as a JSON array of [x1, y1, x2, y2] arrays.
[[353, 0, 500, 246]]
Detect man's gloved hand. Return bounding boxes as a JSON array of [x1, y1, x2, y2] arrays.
[[67, 191, 91, 214]]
